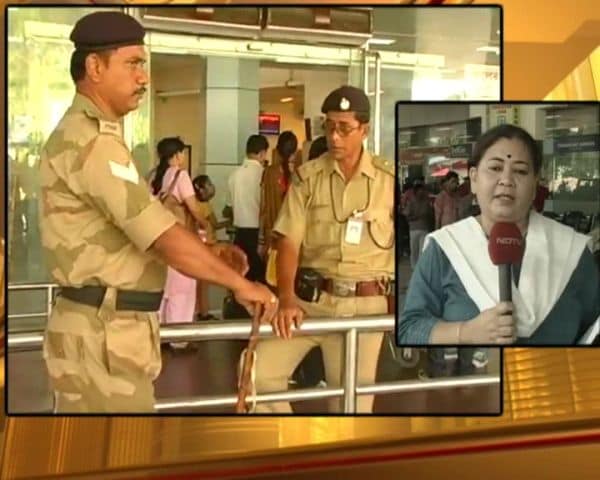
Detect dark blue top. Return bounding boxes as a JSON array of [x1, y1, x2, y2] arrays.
[[397, 239, 600, 345]]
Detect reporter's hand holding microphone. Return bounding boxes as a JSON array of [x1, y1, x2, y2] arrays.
[[460, 302, 516, 344], [462, 222, 524, 344]]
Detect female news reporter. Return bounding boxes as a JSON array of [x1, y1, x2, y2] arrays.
[[397, 124, 599, 345]]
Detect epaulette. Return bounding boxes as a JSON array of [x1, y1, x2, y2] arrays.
[[372, 156, 395, 177], [82, 108, 123, 138], [294, 155, 327, 183]]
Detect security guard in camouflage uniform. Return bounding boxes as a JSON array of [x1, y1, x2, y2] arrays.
[[254, 86, 395, 413], [39, 11, 277, 413]]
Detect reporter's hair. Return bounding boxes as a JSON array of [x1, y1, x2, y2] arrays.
[[470, 123, 542, 174]]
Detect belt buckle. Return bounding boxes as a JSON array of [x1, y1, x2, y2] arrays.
[[332, 280, 356, 297]]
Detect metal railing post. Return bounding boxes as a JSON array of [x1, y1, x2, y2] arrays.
[[343, 328, 358, 413], [47, 285, 54, 318]]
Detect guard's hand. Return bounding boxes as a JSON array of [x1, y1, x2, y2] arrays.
[[257, 244, 267, 260], [272, 293, 304, 340], [233, 282, 278, 325], [461, 302, 516, 344], [212, 243, 249, 276]]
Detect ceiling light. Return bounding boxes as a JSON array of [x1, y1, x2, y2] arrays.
[[476, 46, 500, 55], [367, 37, 396, 46], [280, 97, 293, 103], [569, 127, 580, 133]]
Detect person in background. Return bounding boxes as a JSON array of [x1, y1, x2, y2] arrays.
[[227, 134, 269, 282], [403, 179, 434, 269], [434, 170, 460, 229], [259, 131, 299, 259], [457, 176, 479, 220], [192, 174, 229, 321], [400, 177, 415, 211], [533, 177, 550, 213], [151, 138, 212, 342], [307, 135, 328, 161]]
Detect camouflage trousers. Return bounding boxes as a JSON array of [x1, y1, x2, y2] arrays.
[[43, 289, 162, 413], [253, 293, 387, 414]]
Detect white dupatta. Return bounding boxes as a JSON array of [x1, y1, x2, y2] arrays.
[[424, 211, 591, 338]]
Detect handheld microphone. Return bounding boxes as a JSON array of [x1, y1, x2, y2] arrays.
[[488, 222, 525, 303]]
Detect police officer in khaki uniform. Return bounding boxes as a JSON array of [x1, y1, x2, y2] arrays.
[[39, 12, 277, 413], [254, 86, 395, 413]]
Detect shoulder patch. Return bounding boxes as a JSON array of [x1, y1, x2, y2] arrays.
[[98, 120, 123, 137], [297, 155, 327, 181], [372, 156, 395, 177]]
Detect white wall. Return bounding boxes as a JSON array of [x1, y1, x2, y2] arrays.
[[152, 60, 205, 175], [260, 66, 347, 138]]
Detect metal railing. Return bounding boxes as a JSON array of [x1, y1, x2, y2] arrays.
[[7, 283, 501, 413]]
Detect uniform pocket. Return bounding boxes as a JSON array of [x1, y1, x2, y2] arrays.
[[43, 330, 87, 395], [367, 209, 394, 248], [305, 205, 339, 247], [104, 312, 161, 381]]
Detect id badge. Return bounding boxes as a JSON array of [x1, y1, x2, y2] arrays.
[[345, 217, 364, 245]]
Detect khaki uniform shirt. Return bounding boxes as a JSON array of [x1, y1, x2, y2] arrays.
[[273, 150, 394, 280], [39, 93, 176, 291]]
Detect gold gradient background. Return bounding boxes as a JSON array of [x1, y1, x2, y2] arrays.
[[1, 1, 599, 478]]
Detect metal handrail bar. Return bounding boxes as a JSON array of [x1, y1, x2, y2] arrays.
[[6, 284, 501, 413], [8, 282, 57, 291], [7, 282, 57, 321], [155, 375, 500, 411], [7, 316, 394, 350]]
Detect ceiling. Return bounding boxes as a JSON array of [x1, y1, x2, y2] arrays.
[[150, 6, 500, 77]]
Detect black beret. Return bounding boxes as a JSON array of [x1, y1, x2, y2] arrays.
[[321, 85, 370, 121], [70, 12, 145, 52]]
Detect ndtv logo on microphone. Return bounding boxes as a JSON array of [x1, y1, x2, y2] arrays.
[[496, 237, 523, 246]]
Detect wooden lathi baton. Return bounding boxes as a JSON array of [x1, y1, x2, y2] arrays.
[[236, 306, 263, 413]]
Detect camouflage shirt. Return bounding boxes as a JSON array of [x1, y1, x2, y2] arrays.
[[39, 93, 176, 291]]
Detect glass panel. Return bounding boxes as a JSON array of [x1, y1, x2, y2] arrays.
[[367, 6, 500, 163], [7, 7, 122, 329], [8, 8, 101, 284], [542, 104, 600, 216]]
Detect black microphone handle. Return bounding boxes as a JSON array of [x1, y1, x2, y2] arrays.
[[498, 263, 512, 303]]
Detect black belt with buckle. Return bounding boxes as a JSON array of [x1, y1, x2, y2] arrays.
[[295, 268, 394, 302], [59, 286, 163, 312]]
